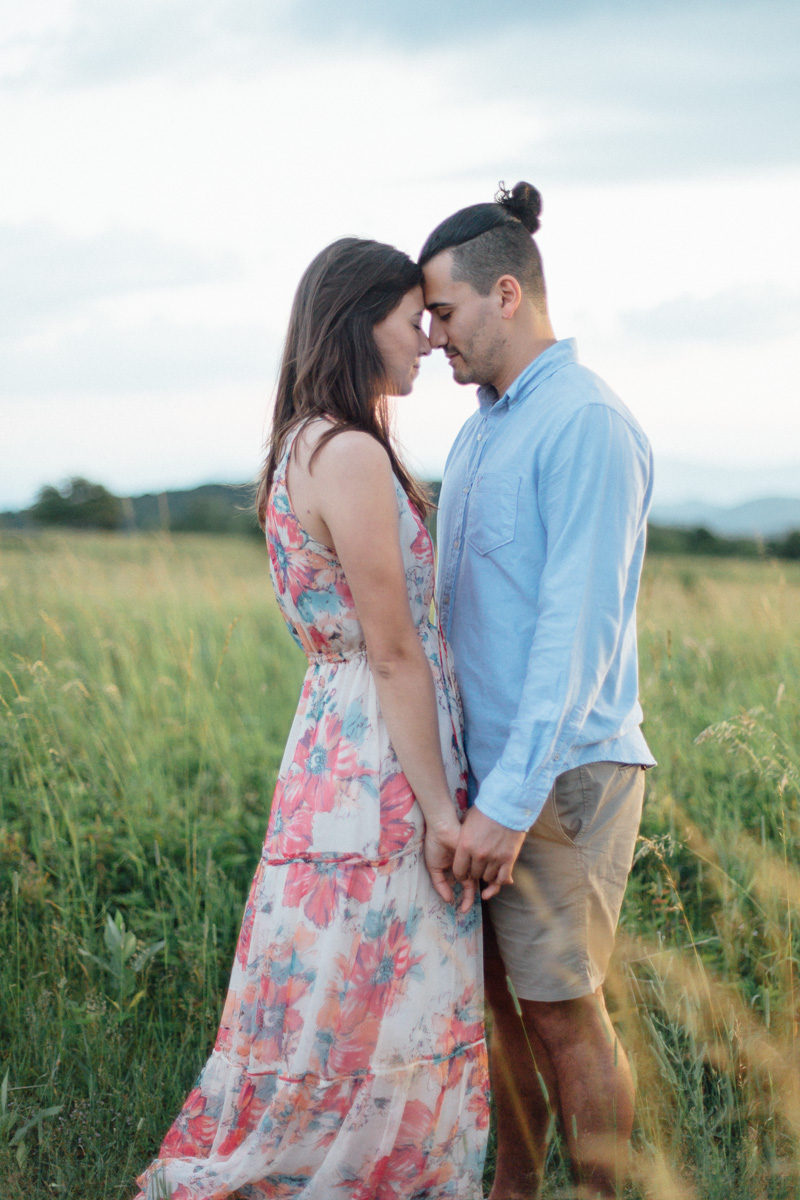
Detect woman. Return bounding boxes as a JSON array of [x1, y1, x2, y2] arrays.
[[135, 237, 489, 1200]]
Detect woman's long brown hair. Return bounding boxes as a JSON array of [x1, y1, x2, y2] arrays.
[[256, 237, 430, 528]]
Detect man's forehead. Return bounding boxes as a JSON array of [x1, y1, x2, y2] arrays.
[[422, 252, 464, 308], [422, 249, 454, 279]]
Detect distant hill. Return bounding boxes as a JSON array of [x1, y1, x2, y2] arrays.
[[650, 496, 800, 538], [125, 483, 259, 535], [0, 482, 261, 536]]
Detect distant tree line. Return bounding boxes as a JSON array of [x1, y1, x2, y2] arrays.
[[647, 523, 800, 560], [3, 478, 800, 560], [4, 478, 262, 537]]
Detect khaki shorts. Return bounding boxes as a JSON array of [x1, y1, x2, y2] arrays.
[[485, 761, 645, 1003]]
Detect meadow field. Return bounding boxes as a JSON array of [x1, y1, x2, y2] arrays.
[[1, 531, 799, 1199]]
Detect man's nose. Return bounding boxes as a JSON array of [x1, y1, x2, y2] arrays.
[[428, 317, 447, 349]]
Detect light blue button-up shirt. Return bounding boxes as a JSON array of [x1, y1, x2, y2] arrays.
[[437, 338, 656, 832]]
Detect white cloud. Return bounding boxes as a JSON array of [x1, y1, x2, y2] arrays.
[[4, 0, 797, 182], [1, 316, 269, 396], [620, 285, 800, 344], [0, 222, 233, 334]]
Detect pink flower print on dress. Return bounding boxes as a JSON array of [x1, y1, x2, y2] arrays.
[[269, 713, 374, 859], [283, 858, 376, 927], [377, 770, 420, 858], [234, 857, 266, 967], [409, 520, 434, 570], [467, 1063, 492, 1131], [215, 1076, 268, 1158], [318, 912, 425, 1076], [265, 773, 316, 860], [432, 983, 486, 1091], [249, 927, 318, 1068], [346, 912, 424, 1011], [268, 510, 338, 609], [158, 1086, 218, 1159], [349, 1098, 452, 1199]]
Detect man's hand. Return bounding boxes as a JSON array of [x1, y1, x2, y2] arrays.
[[424, 820, 477, 913], [452, 807, 528, 900]]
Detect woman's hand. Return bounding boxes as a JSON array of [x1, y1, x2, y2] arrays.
[[424, 817, 477, 914]]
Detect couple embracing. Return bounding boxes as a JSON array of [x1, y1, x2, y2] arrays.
[[136, 181, 655, 1200]]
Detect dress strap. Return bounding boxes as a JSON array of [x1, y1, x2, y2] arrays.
[[274, 425, 302, 482], [275, 416, 337, 482]]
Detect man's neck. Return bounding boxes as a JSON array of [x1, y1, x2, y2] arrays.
[[490, 329, 558, 400]]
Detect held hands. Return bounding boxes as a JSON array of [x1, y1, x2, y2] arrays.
[[424, 818, 477, 914], [452, 806, 527, 901]]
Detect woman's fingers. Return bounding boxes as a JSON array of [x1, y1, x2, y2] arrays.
[[451, 840, 470, 882], [458, 876, 477, 913], [429, 866, 455, 906]]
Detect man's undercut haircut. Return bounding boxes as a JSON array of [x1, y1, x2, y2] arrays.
[[450, 223, 545, 300], [420, 180, 546, 302]]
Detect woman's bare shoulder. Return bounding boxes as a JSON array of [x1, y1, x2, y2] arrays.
[[298, 422, 390, 478]]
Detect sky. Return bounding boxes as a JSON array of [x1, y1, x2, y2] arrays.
[[1, 0, 799, 510]]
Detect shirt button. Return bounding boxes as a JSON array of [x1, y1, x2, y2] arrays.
[[443, 593, 451, 605], [463, 487, 469, 494], [553, 753, 560, 761], [477, 433, 483, 442], [453, 539, 460, 549]]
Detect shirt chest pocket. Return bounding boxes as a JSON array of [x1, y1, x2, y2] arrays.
[[465, 473, 521, 555]]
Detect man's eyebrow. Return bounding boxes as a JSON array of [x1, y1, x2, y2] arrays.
[[426, 301, 450, 311]]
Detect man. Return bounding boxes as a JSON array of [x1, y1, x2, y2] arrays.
[[421, 182, 656, 1200]]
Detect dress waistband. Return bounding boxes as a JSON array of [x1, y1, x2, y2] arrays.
[[306, 646, 369, 665], [305, 619, 434, 666]]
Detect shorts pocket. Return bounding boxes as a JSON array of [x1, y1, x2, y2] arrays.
[[551, 766, 587, 844], [465, 473, 520, 556]]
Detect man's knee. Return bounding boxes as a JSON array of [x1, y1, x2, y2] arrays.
[[521, 988, 609, 1052]]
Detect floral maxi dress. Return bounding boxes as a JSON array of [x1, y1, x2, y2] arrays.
[[136, 434, 489, 1200]]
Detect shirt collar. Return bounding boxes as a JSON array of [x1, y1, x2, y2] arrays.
[[477, 338, 578, 413]]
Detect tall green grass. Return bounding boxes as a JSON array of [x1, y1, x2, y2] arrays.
[[0, 532, 306, 1198], [1, 534, 799, 1198]]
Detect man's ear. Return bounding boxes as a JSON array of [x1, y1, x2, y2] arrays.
[[495, 274, 523, 319]]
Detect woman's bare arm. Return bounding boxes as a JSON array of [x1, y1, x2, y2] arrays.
[[291, 427, 474, 910]]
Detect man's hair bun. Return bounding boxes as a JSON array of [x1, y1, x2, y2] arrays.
[[495, 180, 542, 234]]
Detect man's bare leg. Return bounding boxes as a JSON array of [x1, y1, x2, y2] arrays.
[[485, 933, 633, 1200], [485, 938, 559, 1200], [523, 987, 634, 1198]]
